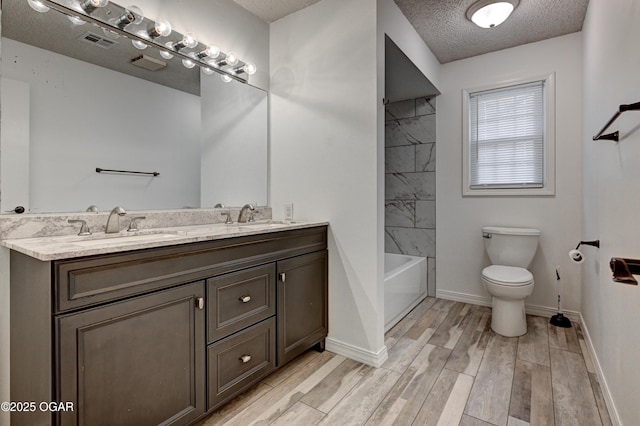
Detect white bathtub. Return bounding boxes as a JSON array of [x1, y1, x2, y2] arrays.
[[384, 253, 428, 332]]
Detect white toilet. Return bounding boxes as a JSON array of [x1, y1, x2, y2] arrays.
[[481, 226, 541, 337]]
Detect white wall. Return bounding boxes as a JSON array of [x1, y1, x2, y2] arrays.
[[270, 0, 385, 364], [270, 0, 440, 365], [437, 33, 584, 315], [582, 0, 640, 423]]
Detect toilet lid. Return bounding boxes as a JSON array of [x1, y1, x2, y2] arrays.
[[482, 265, 533, 286]]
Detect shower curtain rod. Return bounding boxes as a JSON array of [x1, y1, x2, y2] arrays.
[[593, 101, 640, 142]]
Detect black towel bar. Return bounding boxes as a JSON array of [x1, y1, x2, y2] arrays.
[[593, 101, 640, 142], [96, 168, 159, 177]]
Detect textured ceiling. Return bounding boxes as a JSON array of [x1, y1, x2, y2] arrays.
[[394, 0, 590, 63], [235, 0, 590, 64]]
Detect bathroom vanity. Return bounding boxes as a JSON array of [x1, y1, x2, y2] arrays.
[[6, 221, 328, 426]]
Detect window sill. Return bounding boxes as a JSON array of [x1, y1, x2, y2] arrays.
[[462, 186, 555, 197]]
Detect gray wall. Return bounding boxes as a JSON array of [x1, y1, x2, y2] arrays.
[[384, 97, 436, 295]]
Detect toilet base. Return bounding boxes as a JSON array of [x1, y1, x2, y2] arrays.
[[490, 297, 527, 337]]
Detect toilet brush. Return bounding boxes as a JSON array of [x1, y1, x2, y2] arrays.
[[550, 266, 572, 328]]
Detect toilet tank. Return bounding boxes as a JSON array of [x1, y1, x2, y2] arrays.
[[482, 226, 541, 268]]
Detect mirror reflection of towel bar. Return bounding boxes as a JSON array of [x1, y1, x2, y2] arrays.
[[96, 167, 159, 177]]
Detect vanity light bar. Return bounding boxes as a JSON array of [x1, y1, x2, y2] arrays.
[[33, 0, 255, 83]]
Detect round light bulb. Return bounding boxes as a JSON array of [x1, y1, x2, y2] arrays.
[[125, 5, 144, 25], [205, 45, 220, 59], [182, 53, 197, 69], [67, 15, 86, 25], [202, 67, 215, 75], [102, 27, 120, 39], [225, 52, 239, 66], [131, 31, 148, 50], [159, 42, 174, 59], [80, 0, 108, 14], [469, 1, 514, 28], [243, 62, 257, 75], [27, 0, 50, 13], [182, 33, 198, 49], [221, 74, 232, 83], [152, 19, 172, 37]]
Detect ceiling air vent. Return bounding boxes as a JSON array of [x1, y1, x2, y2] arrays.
[[78, 32, 117, 49], [131, 55, 167, 71]]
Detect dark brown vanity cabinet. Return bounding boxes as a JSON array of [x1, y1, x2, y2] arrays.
[[57, 282, 206, 426], [10, 226, 327, 426]]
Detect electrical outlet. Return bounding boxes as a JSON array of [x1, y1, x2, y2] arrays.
[[284, 203, 294, 222]]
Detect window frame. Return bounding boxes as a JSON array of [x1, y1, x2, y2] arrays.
[[462, 73, 556, 196]]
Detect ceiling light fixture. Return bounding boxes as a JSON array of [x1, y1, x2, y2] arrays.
[[27, 0, 257, 83], [466, 0, 519, 29]]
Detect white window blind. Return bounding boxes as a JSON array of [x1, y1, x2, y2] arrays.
[[469, 81, 545, 189]]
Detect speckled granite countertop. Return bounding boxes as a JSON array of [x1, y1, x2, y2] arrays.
[[2, 220, 329, 261]]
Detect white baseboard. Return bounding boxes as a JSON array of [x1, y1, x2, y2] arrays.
[[436, 289, 581, 323], [436, 289, 491, 307], [579, 313, 622, 426], [325, 337, 388, 368]]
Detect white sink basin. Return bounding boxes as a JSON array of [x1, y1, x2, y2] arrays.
[[71, 233, 182, 248]]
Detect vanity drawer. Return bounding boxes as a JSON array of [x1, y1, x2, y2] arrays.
[[53, 226, 326, 313], [207, 317, 276, 410], [207, 264, 276, 343]]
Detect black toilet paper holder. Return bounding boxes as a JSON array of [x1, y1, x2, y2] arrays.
[[575, 240, 600, 250]]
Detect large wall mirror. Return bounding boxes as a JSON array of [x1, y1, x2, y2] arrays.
[[0, 0, 268, 214]]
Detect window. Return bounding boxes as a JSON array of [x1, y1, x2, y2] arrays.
[[462, 74, 555, 196]]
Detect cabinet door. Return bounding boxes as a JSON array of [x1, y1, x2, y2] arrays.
[[277, 250, 328, 365], [56, 282, 205, 426]]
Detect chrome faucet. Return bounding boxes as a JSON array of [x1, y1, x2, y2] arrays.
[[105, 206, 126, 233], [237, 204, 255, 223]]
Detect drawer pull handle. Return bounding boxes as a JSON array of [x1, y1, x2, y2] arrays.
[[240, 355, 252, 363], [239, 295, 251, 303]]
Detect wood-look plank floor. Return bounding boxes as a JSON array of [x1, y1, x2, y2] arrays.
[[196, 298, 612, 426]]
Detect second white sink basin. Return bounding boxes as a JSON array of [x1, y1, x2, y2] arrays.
[[236, 221, 291, 230]]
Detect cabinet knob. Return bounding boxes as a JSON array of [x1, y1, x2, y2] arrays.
[[239, 295, 251, 303], [279, 272, 286, 282], [196, 297, 205, 310], [239, 354, 252, 363]]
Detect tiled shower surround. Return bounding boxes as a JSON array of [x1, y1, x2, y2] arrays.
[[385, 97, 436, 295]]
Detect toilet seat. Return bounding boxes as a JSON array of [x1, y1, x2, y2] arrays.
[[482, 265, 533, 286]]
